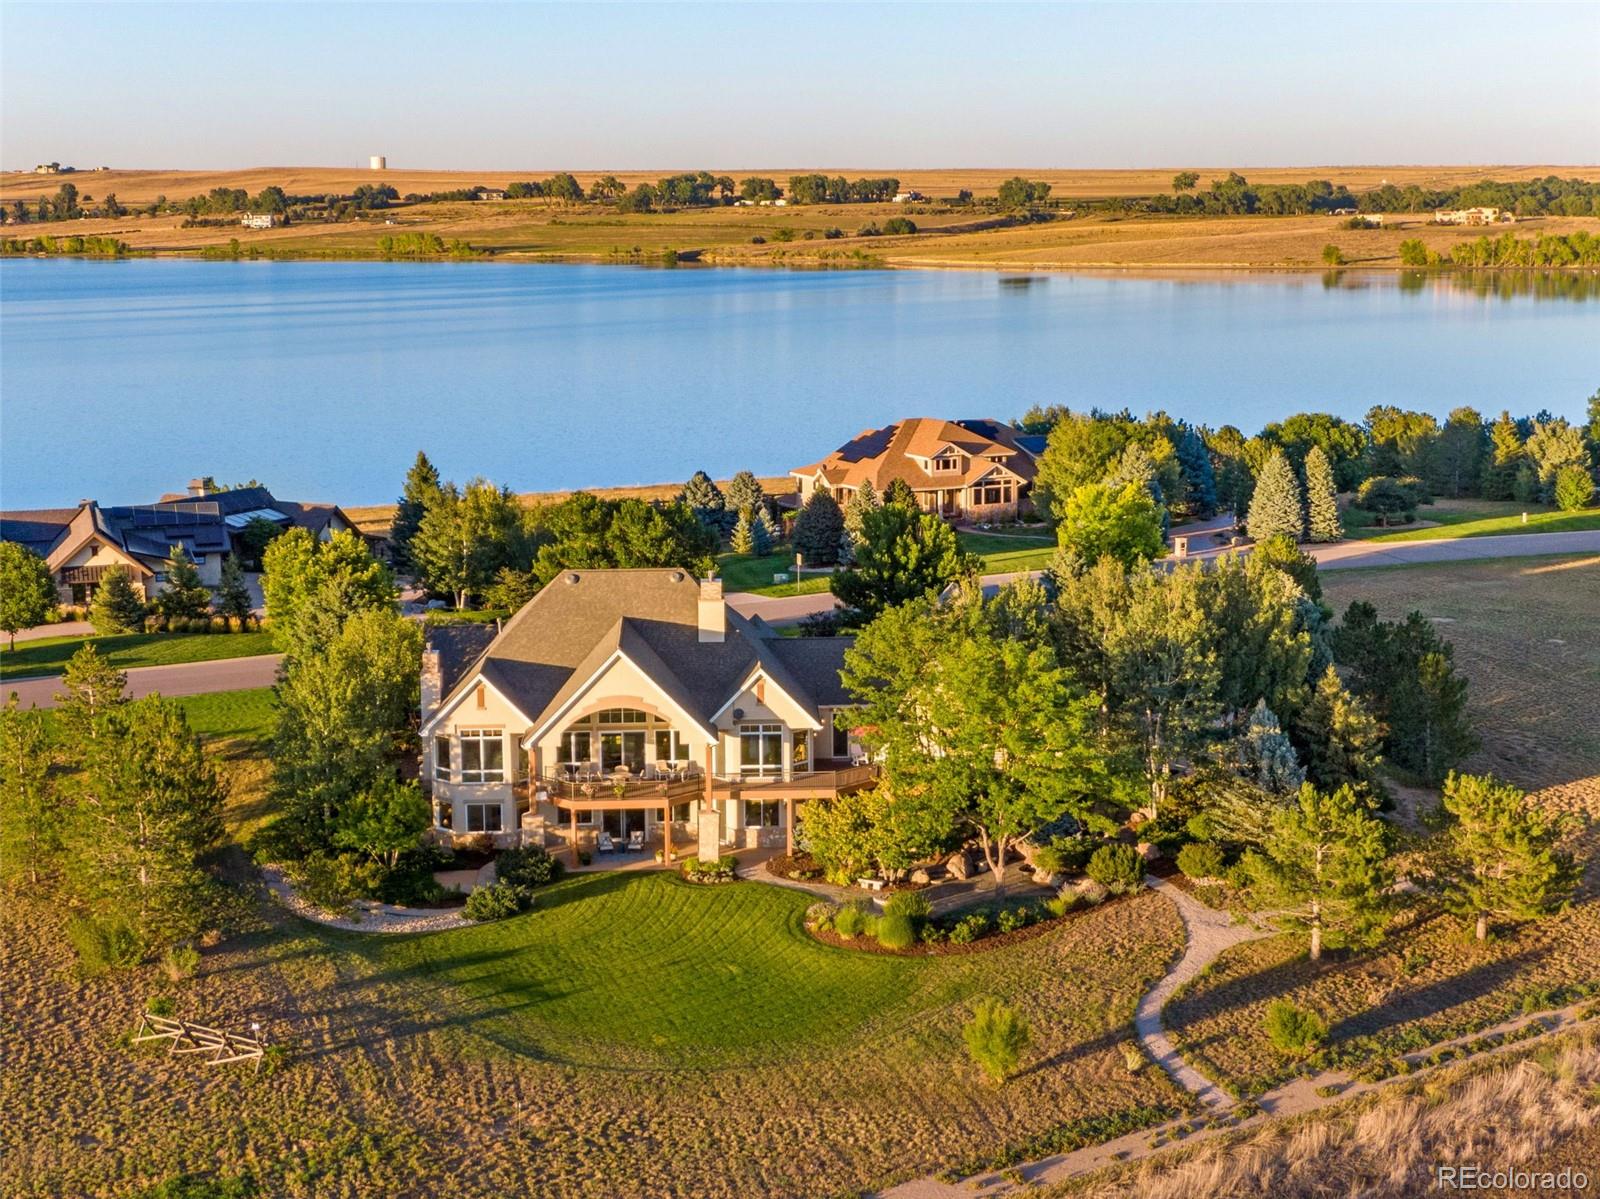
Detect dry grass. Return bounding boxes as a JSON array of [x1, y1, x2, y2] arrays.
[[0, 877, 1186, 1198], [11, 164, 1598, 271], [1056, 1031, 1600, 1199], [1166, 556, 1600, 1096]]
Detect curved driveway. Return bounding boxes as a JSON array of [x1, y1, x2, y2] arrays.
[[2, 653, 282, 710]]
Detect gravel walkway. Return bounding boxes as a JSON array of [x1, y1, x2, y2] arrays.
[[260, 865, 472, 933], [1133, 875, 1279, 1110]]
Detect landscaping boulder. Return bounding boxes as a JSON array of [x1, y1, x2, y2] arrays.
[[1033, 869, 1058, 888], [946, 851, 975, 880], [909, 867, 933, 886], [1136, 842, 1160, 862]]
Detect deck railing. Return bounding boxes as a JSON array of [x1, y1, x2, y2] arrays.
[[517, 764, 878, 804]]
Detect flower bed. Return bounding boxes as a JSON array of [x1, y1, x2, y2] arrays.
[[680, 854, 739, 884], [804, 891, 1131, 956]]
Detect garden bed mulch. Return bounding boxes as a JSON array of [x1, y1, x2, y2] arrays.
[[806, 893, 1134, 957]]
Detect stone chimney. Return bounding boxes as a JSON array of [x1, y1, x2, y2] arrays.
[[420, 646, 442, 722], [187, 477, 211, 497], [698, 577, 725, 643]]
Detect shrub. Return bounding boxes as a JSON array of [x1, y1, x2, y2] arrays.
[[463, 881, 533, 922], [146, 994, 176, 1017], [290, 852, 380, 911], [66, 913, 144, 976], [1554, 464, 1595, 511], [1072, 878, 1110, 906], [882, 216, 917, 235], [948, 911, 990, 945], [919, 921, 948, 945], [876, 912, 916, 950], [1176, 842, 1225, 881], [495, 845, 564, 889], [804, 901, 838, 930], [160, 943, 201, 982], [833, 902, 870, 938], [1045, 891, 1084, 918], [883, 890, 932, 921], [1121, 1042, 1146, 1073], [1264, 999, 1328, 1057], [1086, 843, 1144, 891], [963, 997, 1030, 1083], [996, 906, 1031, 934]]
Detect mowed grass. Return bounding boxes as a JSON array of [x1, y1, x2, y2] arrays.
[[0, 629, 276, 679], [715, 551, 833, 597], [1166, 555, 1600, 1097], [1, 879, 1188, 1198], [1343, 498, 1600, 542], [958, 529, 1058, 574]]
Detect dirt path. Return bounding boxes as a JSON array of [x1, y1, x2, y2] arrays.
[[260, 865, 472, 933], [1133, 876, 1278, 1111]]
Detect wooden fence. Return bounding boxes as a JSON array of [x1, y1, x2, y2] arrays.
[[132, 1012, 268, 1071]]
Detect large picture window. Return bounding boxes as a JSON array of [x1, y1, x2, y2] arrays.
[[744, 799, 781, 827], [559, 730, 591, 764], [465, 802, 503, 833], [740, 723, 783, 777], [459, 729, 505, 783], [655, 729, 689, 763], [434, 735, 452, 781]]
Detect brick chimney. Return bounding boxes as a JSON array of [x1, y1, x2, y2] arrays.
[[698, 577, 724, 643], [420, 646, 442, 721]]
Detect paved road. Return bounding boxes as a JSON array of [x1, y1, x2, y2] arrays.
[[8, 620, 97, 645], [2, 653, 282, 710], [731, 530, 1600, 624]]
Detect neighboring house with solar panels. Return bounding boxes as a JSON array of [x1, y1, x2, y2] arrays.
[[790, 417, 1042, 521], [0, 478, 357, 605]]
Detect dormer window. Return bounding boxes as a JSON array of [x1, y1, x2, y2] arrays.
[[931, 454, 961, 473]]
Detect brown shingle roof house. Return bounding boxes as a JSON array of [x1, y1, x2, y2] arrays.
[[791, 417, 1039, 520], [418, 569, 874, 863]]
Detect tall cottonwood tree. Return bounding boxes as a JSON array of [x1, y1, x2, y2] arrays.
[[1436, 772, 1575, 942], [262, 528, 396, 655], [1252, 783, 1391, 960]]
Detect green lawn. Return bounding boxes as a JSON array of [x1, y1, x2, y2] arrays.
[[1342, 498, 1600, 543], [957, 530, 1058, 574], [0, 630, 277, 680], [716, 551, 835, 597]]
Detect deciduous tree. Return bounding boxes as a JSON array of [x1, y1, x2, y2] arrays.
[[1054, 482, 1165, 569], [830, 503, 977, 620], [262, 528, 396, 655], [0, 542, 54, 649]]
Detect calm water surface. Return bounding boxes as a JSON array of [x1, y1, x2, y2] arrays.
[[2, 259, 1595, 508]]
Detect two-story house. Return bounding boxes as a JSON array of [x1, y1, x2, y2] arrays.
[[419, 569, 874, 864], [790, 417, 1041, 522]]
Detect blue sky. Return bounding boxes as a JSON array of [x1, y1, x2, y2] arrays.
[[3, 2, 1597, 170]]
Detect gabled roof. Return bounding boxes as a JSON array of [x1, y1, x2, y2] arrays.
[[422, 569, 854, 737], [792, 417, 1036, 494], [0, 508, 78, 557]]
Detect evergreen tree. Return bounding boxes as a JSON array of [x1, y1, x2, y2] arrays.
[[1251, 783, 1391, 960], [1105, 441, 1162, 505], [1246, 450, 1306, 542], [729, 508, 756, 555], [1480, 410, 1525, 500], [1303, 444, 1342, 543], [391, 450, 444, 572], [1175, 425, 1218, 518], [724, 470, 766, 515], [680, 470, 726, 529], [1430, 407, 1487, 499], [0, 542, 55, 650], [155, 547, 211, 621], [1436, 772, 1576, 942], [1237, 700, 1305, 795], [1586, 388, 1600, 455], [68, 696, 225, 948], [1292, 665, 1384, 799], [751, 506, 777, 556], [213, 554, 253, 623], [0, 698, 60, 886], [792, 491, 846, 566], [89, 569, 147, 637], [883, 478, 919, 510], [53, 644, 127, 748], [843, 481, 881, 542], [1554, 465, 1595, 511]]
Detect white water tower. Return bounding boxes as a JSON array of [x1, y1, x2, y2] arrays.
[[370, 155, 387, 171]]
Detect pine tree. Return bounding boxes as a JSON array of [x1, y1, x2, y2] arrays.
[[843, 481, 881, 542], [391, 450, 444, 572], [214, 554, 253, 623], [680, 470, 726, 528], [68, 696, 225, 948], [0, 698, 60, 886], [1303, 445, 1342, 543], [1392, 648, 1478, 784], [1175, 425, 1218, 518], [792, 491, 846, 566], [883, 478, 919, 510], [1480, 411, 1525, 500], [1253, 783, 1391, 960], [1246, 451, 1306, 542], [729, 508, 756, 555], [54, 644, 128, 750], [751, 506, 777, 556], [1437, 772, 1576, 941], [1292, 665, 1384, 799], [89, 566, 147, 634], [1105, 442, 1162, 507], [156, 547, 211, 621], [724, 470, 766, 515], [1238, 700, 1305, 794]]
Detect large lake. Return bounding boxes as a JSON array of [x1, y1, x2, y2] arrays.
[[2, 258, 1596, 509]]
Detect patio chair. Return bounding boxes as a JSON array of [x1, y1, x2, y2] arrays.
[[597, 831, 615, 854], [627, 830, 645, 852]]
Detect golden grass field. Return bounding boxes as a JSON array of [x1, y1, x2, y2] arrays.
[[1166, 556, 1600, 1097], [8, 164, 1598, 272]]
